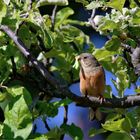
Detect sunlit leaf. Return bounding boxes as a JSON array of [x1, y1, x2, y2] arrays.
[[53, 98, 72, 107], [55, 7, 74, 28], [3, 0, 10, 5], [3, 95, 32, 139], [107, 0, 126, 12], [102, 118, 125, 131], [86, 1, 103, 10], [0, 0, 7, 24], [135, 88, 140, 93], [98, 20, 118, 31], [6, 86, 32, 105], [36, 0, 68, 7]]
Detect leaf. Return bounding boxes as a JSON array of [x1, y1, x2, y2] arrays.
[[3, 95, 32, 140], [135, 88, 140, 93], [6, 86, 32, 105], [61, 123, 83, 140], [3, 0, 10, 5], [113, 69, 130, 97], [105, 36, 121, 51], [36, 0, 68, 7], [53, 98, 72, 107], [107, 132, 132, 140], [0, 92, 6, 102], [105, 113, 122, 122], [107, 0, 126, 12], [86, 1, 103, 10], [34, 127, 63, 140], [89, 128, 107, 137], [102, 118, 125, 132], [0, 0, 7, 24], [98, 20, 118, 31], [55, 7, 74, 28], [75, 0, 89, 5], [102, 117, 131, 133], [36, 101, 58, 117]]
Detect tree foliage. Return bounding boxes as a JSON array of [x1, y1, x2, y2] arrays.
[[0, 0, 140, 139]]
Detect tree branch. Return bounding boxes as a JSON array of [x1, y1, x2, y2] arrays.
[[51, 5, 57, 31], [1, 25, 140, 109], [60, 105, 68, 140]]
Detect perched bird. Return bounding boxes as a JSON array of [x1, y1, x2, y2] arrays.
[[76, 53, 105, 120]]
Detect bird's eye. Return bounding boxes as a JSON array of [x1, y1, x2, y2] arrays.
[[83, 56, 87, 59]]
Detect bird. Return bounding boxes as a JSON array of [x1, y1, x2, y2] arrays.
[[75, 53, 105, 120]]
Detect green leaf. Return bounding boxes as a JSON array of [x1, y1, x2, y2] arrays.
[[102, 118, 126, 132], [53, 98, 72, 107], [3, 0, 10, 5], [36, 101, 58, 117], [36, 0, 68, 7], [61, 123, 83, 140], [89, 128, 107, 137], [93, 48, 119, 61], [107, 0, 126, 12], [135, 88, 140, 93], [6, 86, 32, 105], [107, 132, 132, 140], [113, 69, 130, 97], [128, 26, 140, 37], [3, 95, 32, 140], [34, 127, 63, 140], [55, 7, 74, 28], [105, 113, 122, 122], [86, 1, 103, 10], [75, 0, 89, 6], [105, 36, 121, 51], [0, 0, 7, 24], [0, 92, 6, 102], [98, 20, 118, 32]]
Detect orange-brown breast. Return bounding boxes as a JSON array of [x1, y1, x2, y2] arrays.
[[80, 67, 105, 97]]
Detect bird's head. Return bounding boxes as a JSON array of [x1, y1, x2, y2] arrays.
[[75, 53, 100, 69]]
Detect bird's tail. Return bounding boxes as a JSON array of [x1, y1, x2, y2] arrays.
[[89, 107, 102, 121]]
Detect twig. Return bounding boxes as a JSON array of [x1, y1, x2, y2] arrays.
[[1, 25, 140, 109], [60, 105, 68, 140], [51, 5, 57, 31], [88, 9, 97, 30], [44, 119, 51, 131], [0, 25, 59, 88]]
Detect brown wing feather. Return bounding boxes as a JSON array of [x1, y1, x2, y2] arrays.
[[80, 67, 105, 97], [89, 68, 105, 97]]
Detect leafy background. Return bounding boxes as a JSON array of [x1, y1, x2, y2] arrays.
[[0, 0, 140, 140]]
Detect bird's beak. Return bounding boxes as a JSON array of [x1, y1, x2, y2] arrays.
[[75, 55, 81, 61]]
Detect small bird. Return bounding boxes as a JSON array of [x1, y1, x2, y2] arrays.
[[76, 53, 105, 120]]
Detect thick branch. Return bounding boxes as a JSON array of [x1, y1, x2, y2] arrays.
[[1, 25, 140, 109], [0, 25, 59, 88]]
